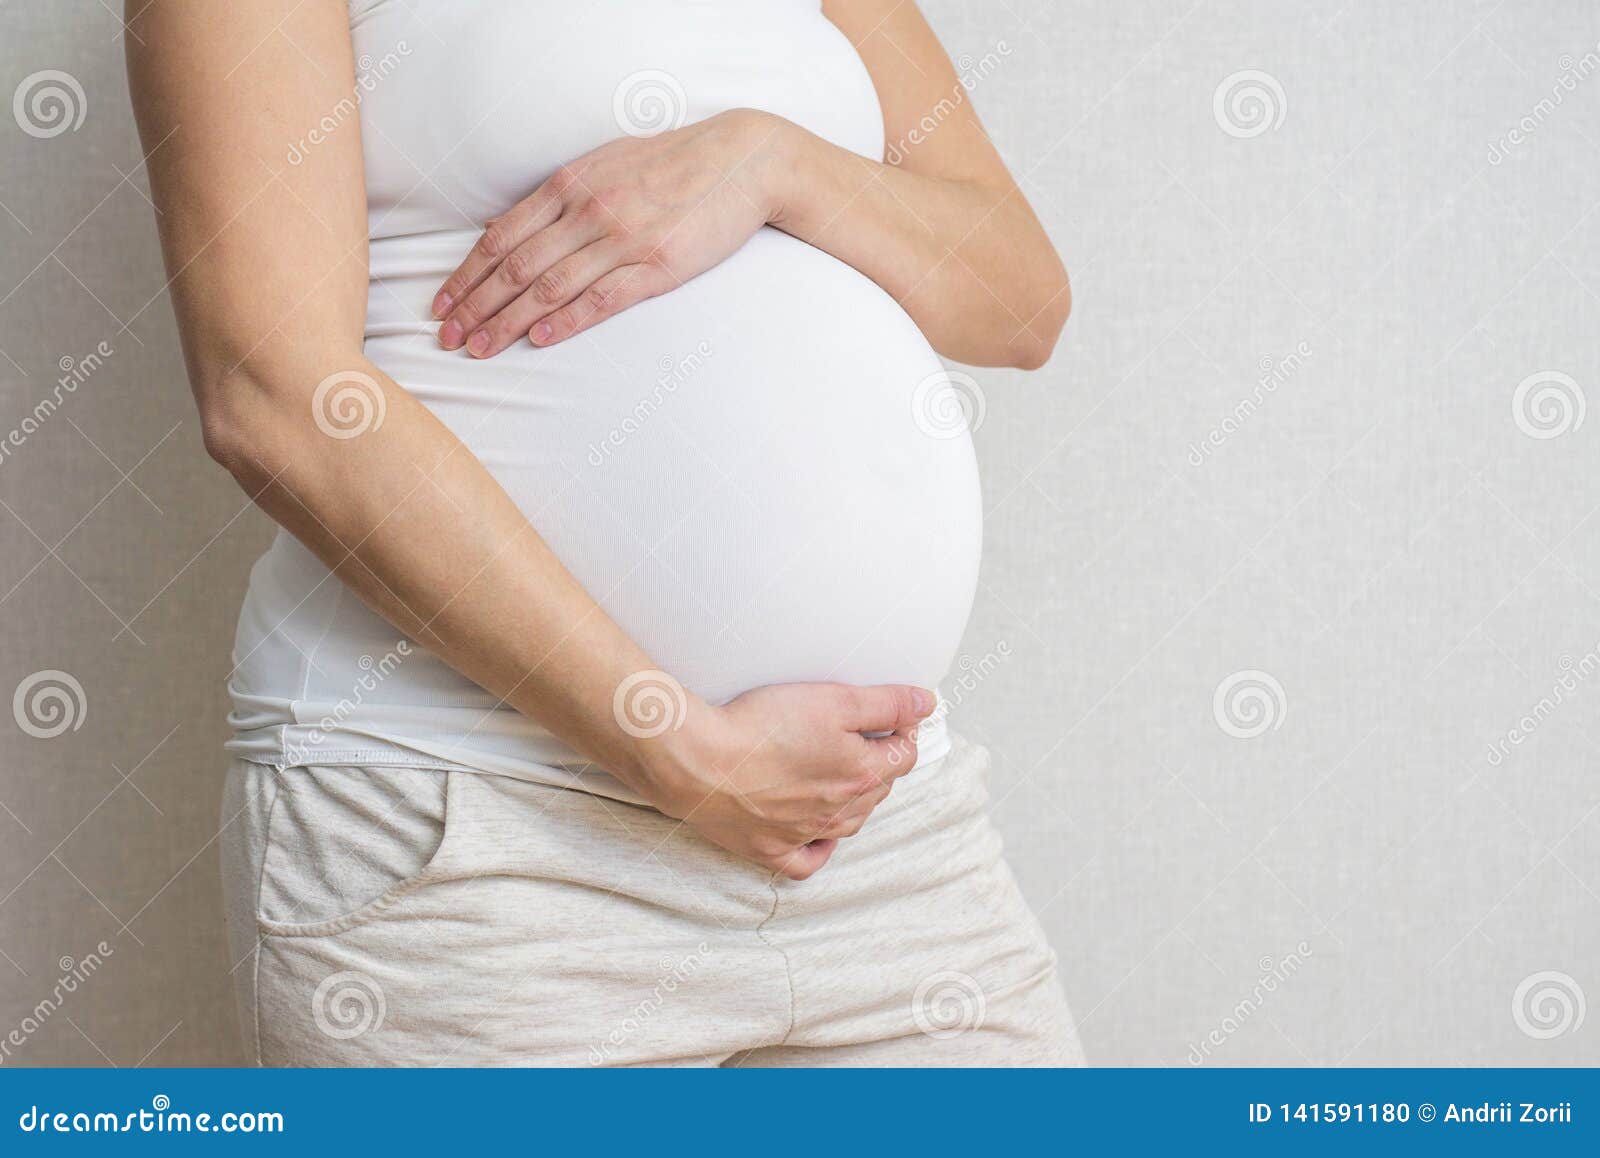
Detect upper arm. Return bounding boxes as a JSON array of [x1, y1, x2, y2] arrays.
[[821, 0, 1015, 188], [125, 0, 370, 405]]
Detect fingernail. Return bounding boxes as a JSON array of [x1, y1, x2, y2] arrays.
[[914, 688, 935, 715], [431, 292, 452, 319], [466, 330, 490, 356], [530, 322, 552, 344], [439, 319, 463, 349]]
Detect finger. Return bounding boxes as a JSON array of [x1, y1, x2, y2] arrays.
[[433, 166, 581, 319], [774, 839, 836, 882], [816, 810, 872, 840], [463, 242, 628, 358], [866, 726, 920, 779], [440, 213, 602, 351], [528, 262, 671, 346], [844, 684, 937, 735], [817, 783, 891, 838]]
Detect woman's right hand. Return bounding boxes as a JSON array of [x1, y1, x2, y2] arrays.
[[631, 682, 936, 880]]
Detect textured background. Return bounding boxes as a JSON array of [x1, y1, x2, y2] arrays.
[[2, 0, 1598, 1065]]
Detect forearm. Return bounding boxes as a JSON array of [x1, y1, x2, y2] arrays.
[[205, 351, 679, 791], [123, 0, 710, 795], [760, 114, 1069, 368]]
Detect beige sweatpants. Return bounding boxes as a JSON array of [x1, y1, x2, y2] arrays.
[[219, 735, 1084, 1066]]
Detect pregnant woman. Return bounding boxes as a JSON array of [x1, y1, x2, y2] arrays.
[[127, 0, 1079, 1065]]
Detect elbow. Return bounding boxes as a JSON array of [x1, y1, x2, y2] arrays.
[[199, 405, 253, 478], [192, 348, 376, 482], [194, 367, 294, 487], [1008, 270, 1071, 371], [199, 402, 279, 496], [1010, 330, 1059, 372]]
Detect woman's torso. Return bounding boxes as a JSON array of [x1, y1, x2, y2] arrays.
[[228, 0, 983, 796]]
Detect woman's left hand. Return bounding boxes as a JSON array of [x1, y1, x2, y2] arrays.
[[433, 108, 785, 356]]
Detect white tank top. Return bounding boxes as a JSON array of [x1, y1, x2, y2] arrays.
[[226, 0, 983, 800]]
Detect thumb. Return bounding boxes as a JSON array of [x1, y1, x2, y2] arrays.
[[846, 685, 936, 734]]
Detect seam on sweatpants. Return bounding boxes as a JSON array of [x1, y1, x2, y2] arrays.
[[251, 937, 264, 1068], [251, 767, 284, 1068], [753, 878, 797, 1047], [977, 956, 1062, 1006]]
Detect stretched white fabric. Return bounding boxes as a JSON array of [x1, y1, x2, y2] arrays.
[[226, 0, 983, 793]]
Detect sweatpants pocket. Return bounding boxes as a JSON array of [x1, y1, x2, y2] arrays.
[[254, 763, 453, 937]]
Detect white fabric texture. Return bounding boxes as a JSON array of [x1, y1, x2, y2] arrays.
[[219, 736, 1084, 1066], [225, 0, 982, 792]]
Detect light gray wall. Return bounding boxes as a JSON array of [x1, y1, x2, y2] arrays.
[[2, 0, 1597, 1065]]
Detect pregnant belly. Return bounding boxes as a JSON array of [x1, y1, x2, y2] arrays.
[[364, 228, 983, 703]]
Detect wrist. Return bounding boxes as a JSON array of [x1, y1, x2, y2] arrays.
[[614, 694, 733, 815], [721, 108, 799, 226]]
